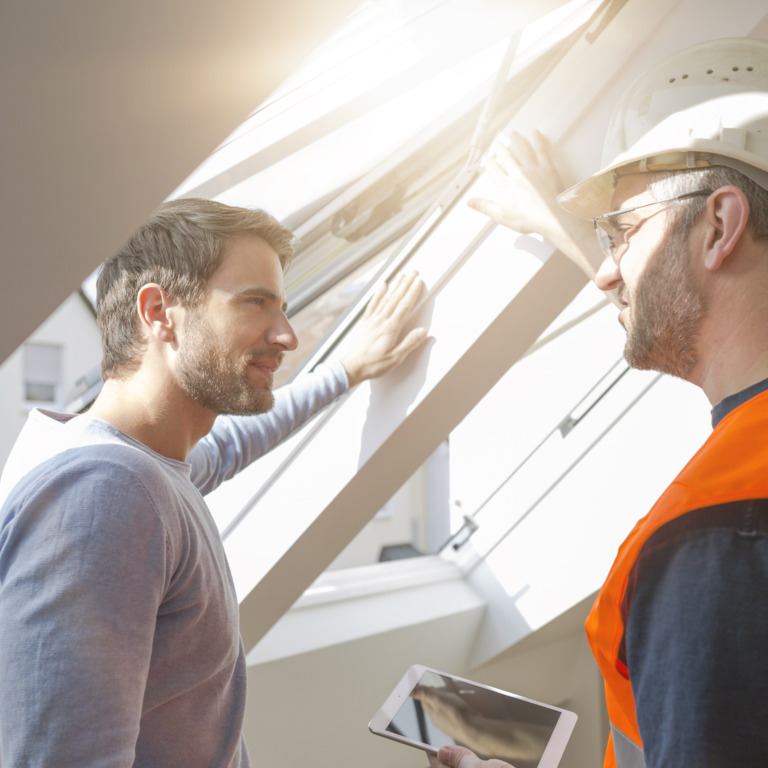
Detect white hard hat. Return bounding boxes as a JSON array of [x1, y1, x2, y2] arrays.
[[558, 37, 768, 219]]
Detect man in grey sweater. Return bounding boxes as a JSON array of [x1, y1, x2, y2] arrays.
[[0, 198, 427, 767]]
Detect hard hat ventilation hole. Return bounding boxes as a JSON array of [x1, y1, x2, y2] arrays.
[[707, 69, 714, 75]]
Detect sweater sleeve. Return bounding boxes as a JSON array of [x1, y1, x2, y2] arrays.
[[0, 446, 170, 768], [189, 361, 349, 495], [625, 504, 768, 768]]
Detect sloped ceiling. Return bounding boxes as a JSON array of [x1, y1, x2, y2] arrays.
[[0, 0, 359, 364]]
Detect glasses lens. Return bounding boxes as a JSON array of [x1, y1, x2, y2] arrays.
[[594, 221, 615, 259]]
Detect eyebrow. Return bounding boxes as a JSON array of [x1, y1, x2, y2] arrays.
[[236, 287, 288, 313]]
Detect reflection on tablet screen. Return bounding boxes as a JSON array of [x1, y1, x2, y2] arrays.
[[386, 671, 560, 768]]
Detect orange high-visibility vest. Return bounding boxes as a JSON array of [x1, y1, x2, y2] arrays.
[[585, 388, 768, 768]]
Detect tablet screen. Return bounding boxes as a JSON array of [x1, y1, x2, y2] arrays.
[[369, 666, 577, 768]]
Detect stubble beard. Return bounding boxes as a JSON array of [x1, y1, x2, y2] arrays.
[[621, 229, 708, 381], [177, 312, 277, 416]]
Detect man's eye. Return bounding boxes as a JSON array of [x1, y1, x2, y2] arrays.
[[612, 223, 638, 244], [606, 228, 628, 251], [620, 223, 641, 242]]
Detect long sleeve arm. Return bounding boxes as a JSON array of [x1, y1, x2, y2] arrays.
[[0, 448, 168, 767], [626, 505, 768, 767]]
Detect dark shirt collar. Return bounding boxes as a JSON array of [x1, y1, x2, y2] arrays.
[[711, 377, 768, 428]]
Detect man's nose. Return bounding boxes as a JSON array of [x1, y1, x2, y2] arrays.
[[594, 255, 621, 293], [269, 315, 299, 351]]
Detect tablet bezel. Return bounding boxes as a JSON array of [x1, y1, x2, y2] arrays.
[[368, 664, 578, 767]]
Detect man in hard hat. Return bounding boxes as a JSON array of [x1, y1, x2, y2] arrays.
[[431, 36, 768, 768]]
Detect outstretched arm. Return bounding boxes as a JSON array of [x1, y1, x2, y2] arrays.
[[468, 131, 602, 279], [340, 270, 427, 388]]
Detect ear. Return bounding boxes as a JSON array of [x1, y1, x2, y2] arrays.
[[702, 185, 750, 271], [136, 283, 178, 344]]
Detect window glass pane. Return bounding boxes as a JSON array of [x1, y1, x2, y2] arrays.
[[23, 343, 61, 384], [23, 343, 62, 405], [25, 382, 57, 403]]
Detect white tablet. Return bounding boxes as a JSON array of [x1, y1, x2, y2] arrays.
[[368, 665, 578, 768]]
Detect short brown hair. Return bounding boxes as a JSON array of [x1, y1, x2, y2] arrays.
[[97, 198, 295, 379]]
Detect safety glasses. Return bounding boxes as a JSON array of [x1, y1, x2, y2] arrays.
[[592, 189, 712, 260]]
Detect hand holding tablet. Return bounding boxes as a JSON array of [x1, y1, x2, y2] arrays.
[[428, 744, 520, 768], [368, 665, 577, 768]]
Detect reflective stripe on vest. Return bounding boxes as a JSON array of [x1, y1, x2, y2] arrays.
[[611, 723, 645, 768]]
